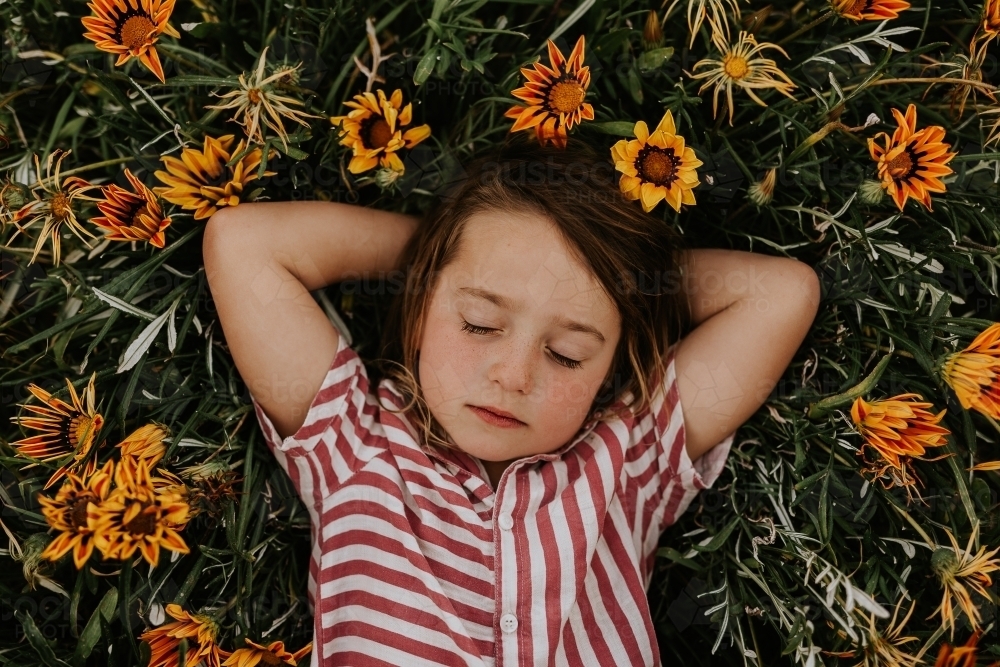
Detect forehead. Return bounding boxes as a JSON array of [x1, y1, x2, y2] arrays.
[[446, 209, 618, 319]]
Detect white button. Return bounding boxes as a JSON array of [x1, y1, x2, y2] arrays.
[[500, 613, 518, 633], [497, 513, 514, 531]]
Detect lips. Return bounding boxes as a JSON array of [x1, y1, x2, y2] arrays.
[[468, 405, 526, 428]]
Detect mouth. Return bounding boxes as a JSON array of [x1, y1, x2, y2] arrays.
[[468, 405, 526, 429]]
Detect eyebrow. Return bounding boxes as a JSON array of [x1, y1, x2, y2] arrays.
[[458, 287, 606, 343]]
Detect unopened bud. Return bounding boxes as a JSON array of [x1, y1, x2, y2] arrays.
[[375, 167, 402, 189], [643, 10, 664, 50], [747, 168, 777, 206]]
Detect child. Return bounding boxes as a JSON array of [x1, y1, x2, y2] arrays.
[[203, 137, 820, 666]]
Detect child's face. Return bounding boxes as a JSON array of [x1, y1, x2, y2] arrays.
[[417, 209, 622, 468]]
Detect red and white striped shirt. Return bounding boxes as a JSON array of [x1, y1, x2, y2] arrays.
[[251, 333, 733, 667]]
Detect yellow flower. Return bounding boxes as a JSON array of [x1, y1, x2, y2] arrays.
[[80, 0, 181, 83], [831, 0, 911, 21], [610, 110, 702, 213], [849, 393, 950, 469], [7, 150, 101, 266], [222, 639, 313, 667], [117, 422, 170, 470], [868, 104, 956, 211], [330, 88, 431, 174], [504, 35, 595, 149], [941, 322, 1000, 420], [153, 135, 275, 220], [690, 30, 796, 125], [931, 523, 1000, 638], [90, 460, 190, 567], [37, 460, 114, 569], [10, 373, 104, 490], [207, 47, 321, 151], [140, 603, 227, 667], [663, 0, 742, 48], [91, 167, 172, 248]]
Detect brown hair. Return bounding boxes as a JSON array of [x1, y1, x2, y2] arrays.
[[376, 133, 691, 450]]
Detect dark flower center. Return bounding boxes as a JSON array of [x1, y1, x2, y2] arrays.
[[71, 497, 92, 529], [638, 147, 680, 187], [248, 88, 263, 105], [258, 651, 286, 666], [49, 192, 73, 221], [359, 116, 393, 150], [125, 504, 157, 535], [886, 147, 918, 180]]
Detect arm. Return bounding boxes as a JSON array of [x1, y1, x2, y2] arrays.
[[673, 248, 821, 461], [203, 201, 418, 440]]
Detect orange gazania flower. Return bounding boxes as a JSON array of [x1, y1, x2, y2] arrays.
[[37, 460, 114, 569], [153, 135, 274, 220], [933, 631, 981, 667], [941, 322, 1000, 420], [330, 88, 431, 175], [932, 523, 1000, 638], [81, 0, 181, 83], [10, 373, 104, 490], [90, 459, 190, 567], [222, 639, 313, 667], [7, 150, 101, 267], [140, 603, 226, 667], [504, 35, 595, 149], [984, 0, 1000, 37], [610, 110, 702, 213], [831, 0, 910, 21], [91, 168, 172, 248], [868, 104, 956, 211], [849, 393, 950, 469]]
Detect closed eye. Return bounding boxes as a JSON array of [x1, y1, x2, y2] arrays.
[[461, 320, 583, 370]]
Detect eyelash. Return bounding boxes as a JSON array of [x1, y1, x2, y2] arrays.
[[460, 320, 583, 370]]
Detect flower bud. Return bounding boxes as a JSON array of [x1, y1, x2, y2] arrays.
[[375, 167, 402, 189], [643, 10, 664, 50], [859, 179, 886, 205], [747, 168, 777, 206]]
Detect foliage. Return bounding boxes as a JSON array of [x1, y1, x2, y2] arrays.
[[2, 0, 1000, 664]]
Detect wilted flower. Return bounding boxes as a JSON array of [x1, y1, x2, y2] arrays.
[[80, 0, 181, 83], [0, 176, 31, 227], [10, 372, 104, 490], [941, 322, 1000, 420], [663, 0, 742, 48], [153, 135, 275, 220], [831, 0, 911, 21], [690, 30, 796, 125], [849, 393, 950, 469], [37, 460, 114, 569], [504, 35, 594, 149], [747, 168, 777, 206], [222, 639, 312, 667], [868, 104, 956, 211], [931, 523, 1000, 638], [610, 109, 702, 213], [207, 47, 322, 151], [91, 168, 172, 248], [7, 150, 101, 266], [852, 598, 920, 667], [90, 459, 190, 567], [330, 88, 431, 174], [140, 603, 227, 667]]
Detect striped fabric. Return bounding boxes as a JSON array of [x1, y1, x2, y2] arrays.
[[250, 333, 734, 667]]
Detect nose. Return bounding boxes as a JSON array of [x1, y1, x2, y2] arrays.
[[486, 337, 535, 395]]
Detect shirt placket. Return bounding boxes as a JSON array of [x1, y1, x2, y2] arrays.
[[494, 465, 523, 667]]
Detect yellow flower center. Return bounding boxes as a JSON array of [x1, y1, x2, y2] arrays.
[[886, 149, 916, 179], [639, 148, 680, 187], [248, 88, 263, 105], [120, 15, 157, 51], [49, 192, 73, 222], [360, 117, 394, 150], [835, 0, 870, 16], [547, 80, 586, 114], [71, 497, 93, 529], [723, 54, 750, 81], [125, 504, 157, 535]]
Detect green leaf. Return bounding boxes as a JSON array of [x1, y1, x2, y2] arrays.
[[637, 47, 674, 71], [15, 609, 68, 667], [414, 47, 439, 85], [73, 587, 118, 665], [690, 517, 740, 553], [588, 121, 636, 136], [807, 353, 892, 418]]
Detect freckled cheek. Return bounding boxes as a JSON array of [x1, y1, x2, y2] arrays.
[[419, 318, 484, 404], [536, 374, 603, 428]]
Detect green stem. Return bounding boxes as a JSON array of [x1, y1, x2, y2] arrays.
[[777, 10, 834, 47]]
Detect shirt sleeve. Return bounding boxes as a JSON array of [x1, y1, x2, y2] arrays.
[[249, 332, 382, 510], [624, 343, 735, 566]]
